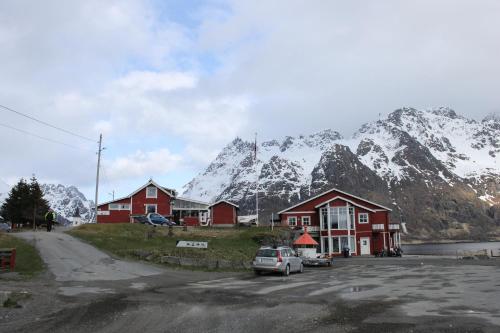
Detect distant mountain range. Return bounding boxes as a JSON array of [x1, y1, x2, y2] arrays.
[[0, 181, 94, 224], [183, 107, 500, 240]]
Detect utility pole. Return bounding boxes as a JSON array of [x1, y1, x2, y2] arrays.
[[94, 134, 103, 223], [109, 190, 115, 200], [254, 132, 259, 226]]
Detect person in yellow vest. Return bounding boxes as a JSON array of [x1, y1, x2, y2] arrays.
[[44, 210, 56, 232]]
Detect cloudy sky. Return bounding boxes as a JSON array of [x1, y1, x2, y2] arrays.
[[1, 0, 499, 201]]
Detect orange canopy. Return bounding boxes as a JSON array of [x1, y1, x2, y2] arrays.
[[293, 230, 319, 246]]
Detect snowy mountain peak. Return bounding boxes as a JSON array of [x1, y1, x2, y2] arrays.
[[183, 107, 499, 239], [0, 180, 11, 204], [429, 107, 460, 119], [41, 184, 94, 222], [483, 112, 500, 123]]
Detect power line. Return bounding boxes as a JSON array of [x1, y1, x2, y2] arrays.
[[0, 122, 89, 150], [0, 103, 96, 142]]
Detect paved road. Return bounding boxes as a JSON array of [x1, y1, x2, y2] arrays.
[[15, 230, 163, 282]]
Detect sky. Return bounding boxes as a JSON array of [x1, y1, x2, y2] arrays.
[[1, 0, 500, 202]]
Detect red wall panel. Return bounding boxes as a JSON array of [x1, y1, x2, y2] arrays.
[[211, 203, 237, 225]]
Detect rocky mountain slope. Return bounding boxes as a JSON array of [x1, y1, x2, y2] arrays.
[[41, 184, 94, 223], [183, 108, 500, 240]]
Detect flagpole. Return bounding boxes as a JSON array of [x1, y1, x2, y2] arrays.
[[255, 132, 259, 226]]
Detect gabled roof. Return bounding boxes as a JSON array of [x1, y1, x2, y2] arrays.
[[314, 196, 377, 212], [293, 230, 319, 246], [175, 197, 210, 205], [277, 188, 392, 214], [209, 200, 239, 209], [98, 196, 130, 207], [98, 179, 175, 207], [129, 179, 175, 198]]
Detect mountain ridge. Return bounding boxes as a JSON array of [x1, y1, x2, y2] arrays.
[[183, 107, 500, 240]]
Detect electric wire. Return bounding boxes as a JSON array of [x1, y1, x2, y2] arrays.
[[0, 122, 90, 150], [0, 103, 96, 142]]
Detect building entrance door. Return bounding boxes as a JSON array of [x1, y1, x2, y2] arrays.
[[360, 237, 371, 255]]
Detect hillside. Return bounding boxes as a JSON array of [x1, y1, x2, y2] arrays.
[[183, 108, 500, 240]]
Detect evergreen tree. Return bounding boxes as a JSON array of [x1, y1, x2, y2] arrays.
[[0, 176, 50, 227], [29, 176, 50, 225]]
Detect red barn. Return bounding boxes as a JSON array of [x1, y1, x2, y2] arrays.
[[278, 188, 400, 256], [209, 200, 239, 226]]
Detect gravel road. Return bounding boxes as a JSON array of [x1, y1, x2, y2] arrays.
[[1, 232, 500, 332]]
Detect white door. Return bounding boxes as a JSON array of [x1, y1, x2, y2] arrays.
[[360, 237, 371, 255]]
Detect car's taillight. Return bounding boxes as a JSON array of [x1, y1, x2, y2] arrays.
[[277, 251, 283, 262]]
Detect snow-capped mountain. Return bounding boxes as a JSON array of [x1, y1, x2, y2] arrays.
[[41, 184, 94, 223], [0, 180, 11, 204], [183, 108, 500, 240]]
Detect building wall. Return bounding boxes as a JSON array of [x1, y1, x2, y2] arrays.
[[279, 192, 391, 256], [97, 198, 131, 223], [131, 186, 172, 216], [211, 203, 237, 225]]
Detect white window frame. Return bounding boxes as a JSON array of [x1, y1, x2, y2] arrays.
[[359, 213, 369, 224], [109, 204, 130, 211], [146, 186, 157, 198], [302, 216, 311, 226], [322, 236, 356, 254], [288, 216, 297, 226], [145, 204, 157, 214]]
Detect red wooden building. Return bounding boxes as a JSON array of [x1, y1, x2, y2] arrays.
[[209, 200, 239, 226], [278, 188, 401, 256], [97, 179, 210, 224]]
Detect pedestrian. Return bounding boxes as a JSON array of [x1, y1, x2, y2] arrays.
[[44, 209, 56, 232]]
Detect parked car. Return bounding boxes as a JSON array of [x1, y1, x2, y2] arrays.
[[146, 213, 176, 227], [0, 222, 12, 233], [252, 246, 303, 276]]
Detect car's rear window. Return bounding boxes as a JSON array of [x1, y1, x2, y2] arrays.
[[256, 249, 279, 257]]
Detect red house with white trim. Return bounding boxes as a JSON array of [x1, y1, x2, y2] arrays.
[[278, 188, 401, 256], [209, 200, 238, 226], [97, 179, 176, 223]]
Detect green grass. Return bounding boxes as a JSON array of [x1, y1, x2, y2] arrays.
[[0, 233, 44, 277], [68, 224, 288, 265]]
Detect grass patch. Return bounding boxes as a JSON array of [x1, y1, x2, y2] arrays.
[[68, 224, 290, 265], [0, 233, 44, 278]]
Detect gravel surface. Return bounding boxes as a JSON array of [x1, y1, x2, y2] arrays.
[[1, 232, 499, 332]]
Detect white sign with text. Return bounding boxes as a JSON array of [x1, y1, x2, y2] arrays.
[[176, 240, 208, 249]]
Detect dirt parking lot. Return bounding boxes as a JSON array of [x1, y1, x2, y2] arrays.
[[1, 257, 500, 332]]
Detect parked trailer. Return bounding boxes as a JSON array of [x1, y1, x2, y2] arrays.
[[302, 256, 333, 267]]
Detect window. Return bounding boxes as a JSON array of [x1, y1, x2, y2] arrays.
[[359, 213, 369, 224], [302, 216, 311, 226], [256, 249, 279, 257], [145, 204, 157, 214], [340, 236, 356, 253], [146, 186, 157, 198], [109, 204, 130, 210], [320, 207, 355, 230], [288, 216, 297, 226]]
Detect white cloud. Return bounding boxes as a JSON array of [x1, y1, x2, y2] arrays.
[[1, 0, 500, 199], [115, 71, 197, 92], [103, 149, 183, 181]]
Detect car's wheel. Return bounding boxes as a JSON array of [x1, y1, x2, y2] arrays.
[[254, 270, 261, 276], [282, 264, 290, 277], [299, 263, 304, 273]]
